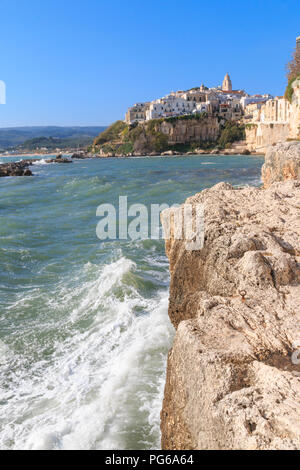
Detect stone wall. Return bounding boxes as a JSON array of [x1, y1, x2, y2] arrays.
[[245, 122, 290, 152], [244, 82, 300, 152]]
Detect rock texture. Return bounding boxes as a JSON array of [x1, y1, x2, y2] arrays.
[[71, 152, 95, 159], [262, 141, 300, 188], [161, 180, 300, 450], [160, 117, 220, 145], [131, 117, 220, 155]]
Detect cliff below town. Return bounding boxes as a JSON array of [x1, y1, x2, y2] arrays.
[[92, 117, 245, 156], [160, 142, 300, 450]]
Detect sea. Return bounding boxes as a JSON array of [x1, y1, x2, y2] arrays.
[[0, 153, 264, 450]]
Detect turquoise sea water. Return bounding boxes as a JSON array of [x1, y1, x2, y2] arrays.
[[0, 154, 264, 450]]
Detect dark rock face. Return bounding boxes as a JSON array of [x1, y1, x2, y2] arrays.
[[0, 154, 73, 177], [47, 157, 72, 164], [0, 161, 33, 177], [71, 152, 94, 159]]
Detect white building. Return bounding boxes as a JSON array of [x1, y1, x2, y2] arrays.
[[125, 74, 273, 124], [241, 94, 273, 109], [145, 94, 198, 120]]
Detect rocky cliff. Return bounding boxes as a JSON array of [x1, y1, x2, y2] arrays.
[[93, 117, 245, 156], [93, 116, 221, 156], [160, 144, 300, 450], [132, 116, 220, 155], [262, 141, 300, 188]]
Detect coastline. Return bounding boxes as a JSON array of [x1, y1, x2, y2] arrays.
[[160, 141, 300, 450]]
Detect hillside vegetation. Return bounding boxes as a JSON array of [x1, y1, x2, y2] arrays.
[[285, 45, 300, 103], [93, 116, 245, 155], [285, 74, 300, 103]]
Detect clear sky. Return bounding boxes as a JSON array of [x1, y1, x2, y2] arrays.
[[0, 0, 300, 127]]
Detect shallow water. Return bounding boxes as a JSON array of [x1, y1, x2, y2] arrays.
[[0, 154, 264, 450]]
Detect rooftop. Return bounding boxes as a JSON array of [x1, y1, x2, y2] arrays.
[[220, 90, 244, 95]]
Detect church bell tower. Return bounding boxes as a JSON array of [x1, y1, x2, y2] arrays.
[[222, 73, 232, 92]]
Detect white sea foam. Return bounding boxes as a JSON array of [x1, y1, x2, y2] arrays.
[[32, 159, 50, 165], [0, 256, 173, 450]]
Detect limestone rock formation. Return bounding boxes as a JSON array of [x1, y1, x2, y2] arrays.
[[161, 180, 300, 450], [93, 116, 222, 156], [131, 117, 220, 155], [262, 141, 300, 188]]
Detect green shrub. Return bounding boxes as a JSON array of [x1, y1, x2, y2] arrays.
[[94, 121, 127, 146], [164, 112, 208, 124], [128, 125, 143, 140], [218, 121, 245, 149], [116, 142, 134, 155], [153, 132, 168, 152], [285, 74, 300, 103], [245, 123, 258, 129]]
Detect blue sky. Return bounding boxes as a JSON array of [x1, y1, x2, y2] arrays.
[[0, 0, 299, 127]]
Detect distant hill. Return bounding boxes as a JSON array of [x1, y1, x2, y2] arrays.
[[0, 126, 107, 151]]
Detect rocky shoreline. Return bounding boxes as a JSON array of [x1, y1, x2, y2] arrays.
[[0, 153, 82, 177], [0, 150, 263, 177], [97, 148, 258, 158], [160, 141, 300, 450]]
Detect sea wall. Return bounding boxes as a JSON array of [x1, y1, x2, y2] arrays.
[[245, 81, 300, 153], [245, 122, 290, 153], [160, 145, 300, 450]]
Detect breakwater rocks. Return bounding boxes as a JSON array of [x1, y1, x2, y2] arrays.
[[0, 160, 33, 177], [161, 149, 300, 449], [71, 152, 94, 159], [0, 155, 73, 177], [47, 155, 72, 164]]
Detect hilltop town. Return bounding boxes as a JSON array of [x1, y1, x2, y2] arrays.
[[104, 35, 298, 156], [125, 73, 271, 127], [91, 36, 300, 157]]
